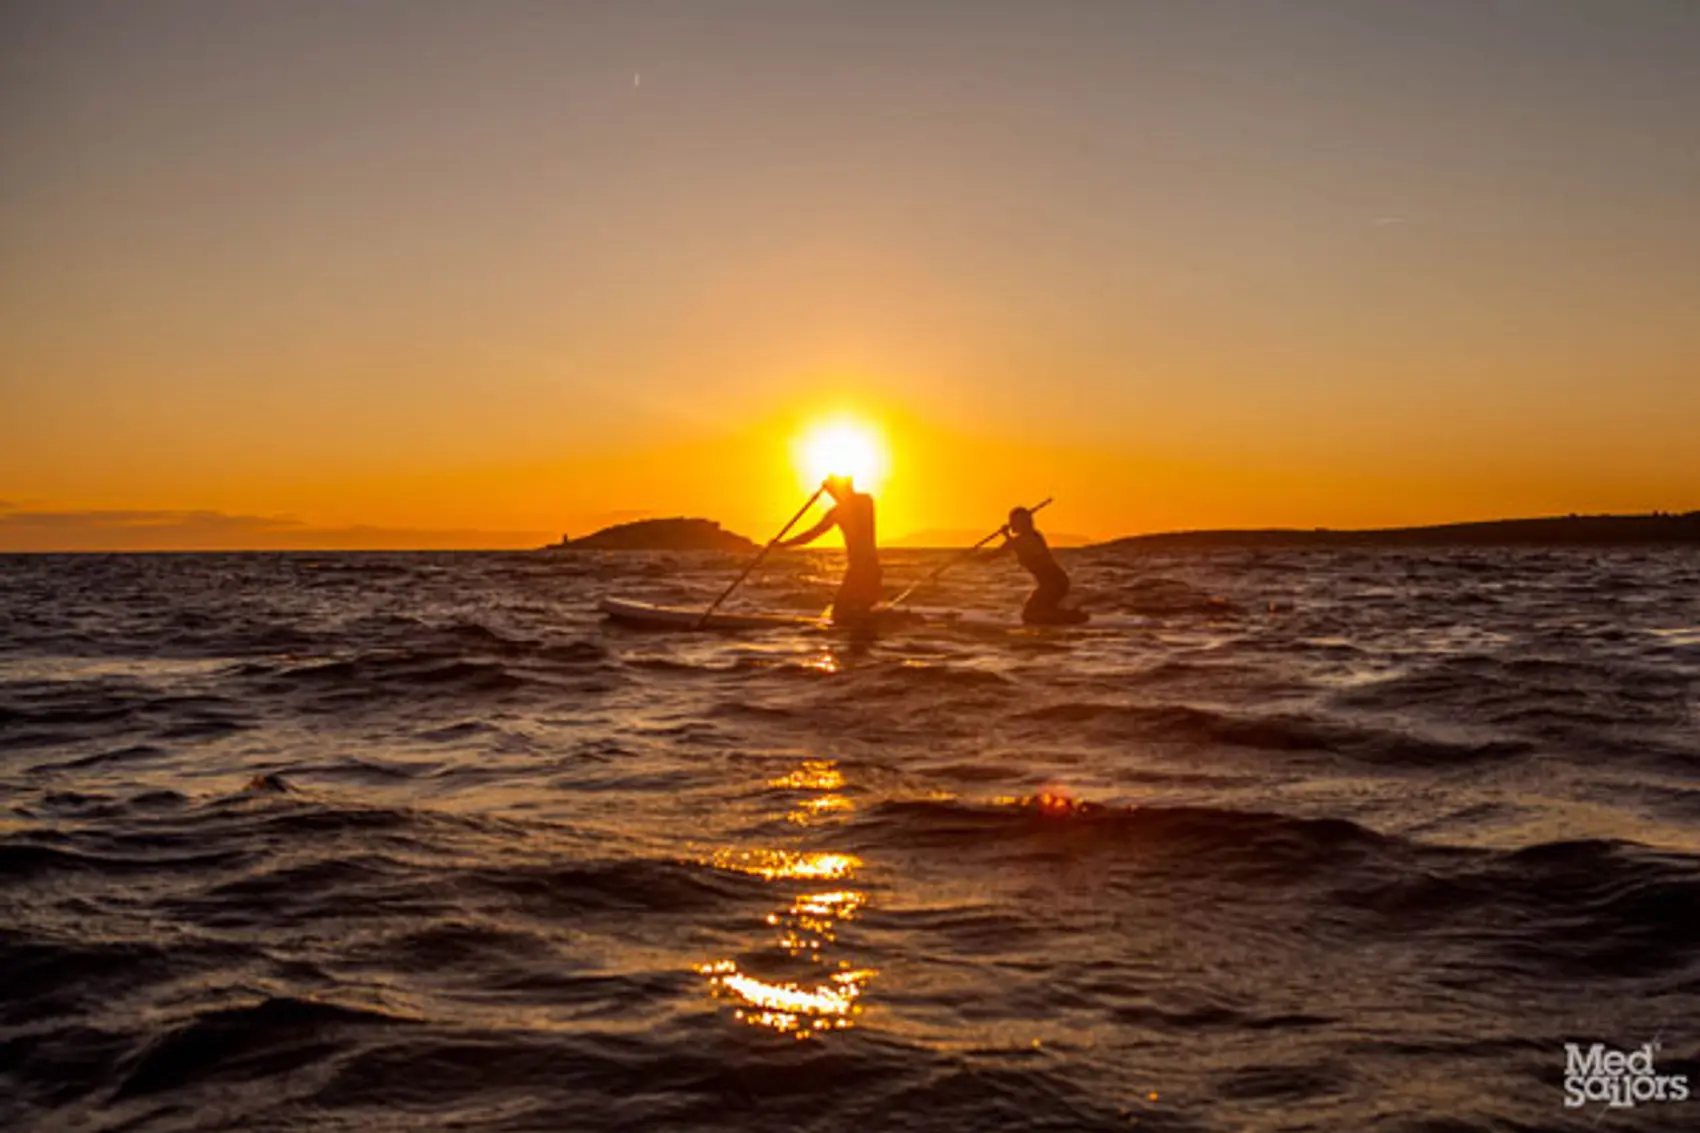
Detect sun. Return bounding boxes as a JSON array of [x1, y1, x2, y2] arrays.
[[795, 418, 889, 494]]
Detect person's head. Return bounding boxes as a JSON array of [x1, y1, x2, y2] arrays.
[[823, 475, 854, 502], [1008, 506, 1035, 534]]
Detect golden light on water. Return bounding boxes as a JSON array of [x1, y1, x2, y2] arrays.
[[707, 848, 861, 882], [995, 787, 1093, 817], [768, 760, 845, 791], [801, 652, 843, 675], [698, 961, 876, 1039], [699, 758, 875, 1039], [794, 417, 889, 494], [771, 760, 855, 826], [789, 889, 865, 937], [788, 794, 853, 823], [770, 887, 867, 952]]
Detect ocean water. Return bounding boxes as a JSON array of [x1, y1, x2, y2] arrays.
[[3, 547, 1698, 1132]]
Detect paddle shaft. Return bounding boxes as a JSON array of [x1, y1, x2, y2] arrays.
[[696, 486, 826, 628], [887, 497, 1052, 608]]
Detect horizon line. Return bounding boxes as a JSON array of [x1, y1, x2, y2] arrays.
[[3, 508, 1696, 554]]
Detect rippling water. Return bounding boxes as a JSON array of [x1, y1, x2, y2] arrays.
[[3, 548, 1699, 1131]]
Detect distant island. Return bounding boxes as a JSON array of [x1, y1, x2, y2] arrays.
[[539, 511, 1700, 554], [543, 517, 756, 553], [1091, 512, 1700, 551]]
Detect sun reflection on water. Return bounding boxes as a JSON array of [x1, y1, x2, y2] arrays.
[[768, 760, 845, 791], [771, 887, 866, 953], [707, 848, 861, 881], [993, 787, 1101, 818], [700, 758, 876, 1039], [697, 960, 876, 1038], [788, 794, 853, 823], [793, 888, 864, 923]]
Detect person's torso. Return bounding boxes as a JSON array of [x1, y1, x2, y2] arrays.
[[1011, 530, 1064, 582], [836, 495, 878, 567]]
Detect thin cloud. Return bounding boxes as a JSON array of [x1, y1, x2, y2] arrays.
[[0, 508, 551, 551], [0, 509, 298, 531]]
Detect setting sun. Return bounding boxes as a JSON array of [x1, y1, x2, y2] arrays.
[[795, 418, 890, 495]]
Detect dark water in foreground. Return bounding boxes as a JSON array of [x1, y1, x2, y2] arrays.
[[3, 548, 1699, 1132]]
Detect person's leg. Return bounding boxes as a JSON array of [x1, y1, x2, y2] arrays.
[[832, 567, 882, 624], [1023, 578, 1087, 625], [1022, 584, 1060, 624], [830, 597, 875, 624]]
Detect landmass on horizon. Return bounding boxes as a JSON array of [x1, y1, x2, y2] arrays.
[[544, 517, 755, 553], [1096, 511, 1700, 550], [545, 511, 1700, 552]]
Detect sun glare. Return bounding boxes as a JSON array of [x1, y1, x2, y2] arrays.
[[795, 419, 889, 494]]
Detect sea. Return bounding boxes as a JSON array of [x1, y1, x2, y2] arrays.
[[3, 547, 1698, 1132]]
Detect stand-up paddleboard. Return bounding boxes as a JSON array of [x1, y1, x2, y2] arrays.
[[905, 607, 1145, 633], [600, 596, 1139, 634], [601, 598, 934, 632], [600, 597, 828, 631]]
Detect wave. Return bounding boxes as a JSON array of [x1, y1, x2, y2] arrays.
[[856, 798, 1700, 978], [853, 797, 1393, 875], [1339, 839, 1700, 979], [0, 681, 253, 751], [0, 841, 245, 880], [470, 857, 772, 917], [1015, 701, 1531, 766], [114, 996, 417, 1101]]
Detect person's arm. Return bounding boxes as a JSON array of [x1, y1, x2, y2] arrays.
[[779, 509, 838, 549], [974, 528, 1014, 563]]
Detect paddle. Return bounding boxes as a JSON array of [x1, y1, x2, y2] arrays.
[[885, 497, 1052, 609], [695, 486, 826, 629]]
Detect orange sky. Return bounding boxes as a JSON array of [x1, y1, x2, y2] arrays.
[[3, 2, 1697, 550]]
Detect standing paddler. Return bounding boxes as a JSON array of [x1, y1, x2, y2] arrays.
[[778, 475, 883, 623]]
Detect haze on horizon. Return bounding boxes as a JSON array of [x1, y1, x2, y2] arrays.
[[3, 1, 1697, 551]]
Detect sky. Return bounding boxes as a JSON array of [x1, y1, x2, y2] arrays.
[[2, 0, 1697, 549]]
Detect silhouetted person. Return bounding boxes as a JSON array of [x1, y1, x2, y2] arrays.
[[780, 476, 882, 622], [993, 506, 1088, 625]]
